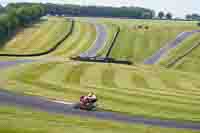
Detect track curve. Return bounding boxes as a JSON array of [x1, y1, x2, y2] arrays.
[[0, 90, 200, 130], [0, 19, 200, 130], [79, 23, 107, 58], [144, 30, 200, 64], [0, 59, 36, 68]]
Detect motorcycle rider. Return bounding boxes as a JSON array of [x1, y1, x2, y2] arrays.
[[77, 92, 97, 110], [86, 92, 97, 103]]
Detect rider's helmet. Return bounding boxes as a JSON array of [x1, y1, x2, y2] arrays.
[[88, 92, 94, 97]]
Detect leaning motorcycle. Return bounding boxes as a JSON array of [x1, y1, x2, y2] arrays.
[[73, 96, 97, 111]]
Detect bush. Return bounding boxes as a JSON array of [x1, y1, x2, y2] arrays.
[[0, 4, 45, 47], [144, 26, 149, 30], [197, 22, 200, 26], [138, 25, 143, 29]]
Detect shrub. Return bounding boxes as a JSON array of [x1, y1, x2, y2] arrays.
[[138, 25, 143, 29], [144, 26, 149, 30]]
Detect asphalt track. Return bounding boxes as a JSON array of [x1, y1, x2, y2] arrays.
[[0, 90, 200, 130], [0, 19, 200, 130], [144, 30, 200, 64], [0, 59, 36, 68], [79, 23, 107, 57], [0, 59, 200, 130]]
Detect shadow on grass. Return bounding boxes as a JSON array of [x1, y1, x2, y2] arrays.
[[0, 19, 48, 49]]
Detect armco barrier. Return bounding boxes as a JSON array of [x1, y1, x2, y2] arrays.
[[106, 26, 120, 58], [71, 56, 132, 65], [166, 41, 200, 68], [71, 24, 132, 65], [0, 19, 74, 57]]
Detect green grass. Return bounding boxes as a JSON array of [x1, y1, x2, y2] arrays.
[[0, 18, 97, 62], [1, 17, 200, 132], [3, 17, 197, 63], [158, 32, 200, 66], [111, 21, 199, 63], [172, 41, 200, 73], [0, 17, 71, 54], [0, 106, 199, 133], [73, 18, 121, 57], [42, 21, 97, 58], [80, 17, 200, 63], [1, 61, 200, 122], [96, 24, 118, 56]]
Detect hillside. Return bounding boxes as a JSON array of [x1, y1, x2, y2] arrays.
[[98, 18, 200, 63], [1, 61, 200, 122], [1, 106, 198, 133], [0, 17, 71, 54], [0, 16, 200, 132]]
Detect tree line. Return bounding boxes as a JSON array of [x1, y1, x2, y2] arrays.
[[157, 11, 200, 21], [47, 3, 155, 19], [157, 11, 173, 20], [186, 14, 200, 20], [12, 3, 155, 19], [0, 4, 45, 46], [0, 5, 4, 13]]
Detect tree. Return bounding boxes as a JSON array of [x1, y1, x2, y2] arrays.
[[187, 14, 200, 20], [158, 11, 164, 19], [0, 3, 45, 47], [197, 22, 200, 26], [0, 16, 8, 37], [166, 12, 173, 19], [143, 11, 155, 19], [39, 3, 155, 19], [186, 14, 192, 20], [0, 4, 4, 13]]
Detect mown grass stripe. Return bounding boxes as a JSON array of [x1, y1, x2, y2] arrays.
[[14, 63, 59, 80], [80, 64, 104, 87], [36, 20, 70, 51], [66, 23, 96, 57], [85, 84, 200, 107], [22, 20, 58, 51], [2, 20, 47, 49], [39, 63, 74, 85], [114, 68, 136, 89], [0, 17, 70, 55], [65, 63, 91, 85], [5, 20, 53, 51], [52, 22, 96, 57], [51, 22, 85, 56], [101, 65, 117, 88]]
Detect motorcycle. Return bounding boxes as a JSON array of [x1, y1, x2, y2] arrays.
[[73, 96, 97, 111]]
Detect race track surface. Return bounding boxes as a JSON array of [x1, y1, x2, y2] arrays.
[[79, 23, 107, 57], [0, 57, 66, 69], [0, 59, 37, 68], [0, 19, 200, 130], [144, 30, 200, 64], [0, 90, 200, 130]]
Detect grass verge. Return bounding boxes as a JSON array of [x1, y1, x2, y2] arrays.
[[0, 105, 198, 133], [1, 61, 200, 122], [0, 17, 71, 54]]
